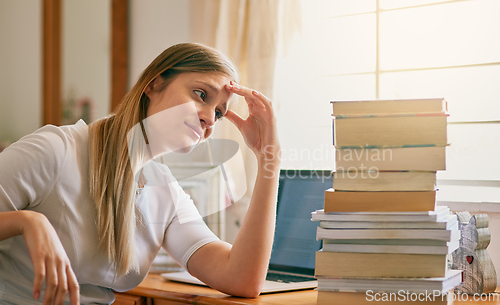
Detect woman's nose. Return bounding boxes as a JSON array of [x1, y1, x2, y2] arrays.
[[197, 105, 216, 129]]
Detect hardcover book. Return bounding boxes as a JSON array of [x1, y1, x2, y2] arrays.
[[324, 189, 436, 212], [316, 226, 459, 242], [331, 98, 448, 117], [319, 213, 458, 230], [317, 290, 454, 305], [311, 206, 450, 222], [315, 251, 448, 278], [332, 171, 437, 192], [335, 146, 446, 171], [321, 240, 460, 255], [316, 269, 461, 292], [333, 114, 448, 148]]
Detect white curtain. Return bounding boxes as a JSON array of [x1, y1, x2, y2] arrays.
[[189, 0, 301, 242]]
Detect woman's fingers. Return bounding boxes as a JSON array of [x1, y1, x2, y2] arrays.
[[226, 82, 264, 108], [67, 266, 80, 305], [226, 82, 274, 118], [251, 90, 274, 117], [35, 259, 78, 305], [42, 263, 58, 305], [32, 260, 45, 301], [224, 110, 245, 130], [224, 82, 279, 158], [53, 262, 68, 305], [22, 211, 79, 305]]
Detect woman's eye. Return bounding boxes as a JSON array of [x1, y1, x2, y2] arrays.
[[194, 90, 206, 101], [215, 109, 224, 121]]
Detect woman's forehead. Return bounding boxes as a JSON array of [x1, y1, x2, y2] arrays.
[[181, 71, 232, 86]]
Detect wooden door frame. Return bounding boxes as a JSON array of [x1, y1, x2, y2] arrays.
[[111, 0, 128, 112], [42, 0, 128, 126], [42, 0, 62, 126]]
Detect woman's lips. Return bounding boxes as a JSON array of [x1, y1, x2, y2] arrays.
[[185, 122, 203, 140]]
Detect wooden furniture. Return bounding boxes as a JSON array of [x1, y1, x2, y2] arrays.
[[42, 0, 128, 126], [42, 0, 62, 126], [113, 293, 146, 305], [114, 274, 500, 305], [114, 274, 317, 305]]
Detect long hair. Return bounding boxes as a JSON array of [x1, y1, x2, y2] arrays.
[[88, 43, 239, 276]]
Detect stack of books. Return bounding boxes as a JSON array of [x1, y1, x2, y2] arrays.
[[312, 98, 460, 304]]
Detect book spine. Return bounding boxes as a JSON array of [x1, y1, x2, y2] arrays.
[[334, 113, 450, 119], [331, 171, 437, 192], [335, 146, 446, 171], [333, 115, 448, 147], [324, 189, 436, 212], [315, 252, 447, 278], [321, 242, 459, 255], [316, 227, 453, 241]]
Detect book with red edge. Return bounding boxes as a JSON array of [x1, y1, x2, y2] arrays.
[[333, 113, 448, 148], [331, 98, 448, 117]]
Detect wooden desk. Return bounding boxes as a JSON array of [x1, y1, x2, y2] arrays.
[[115, 274, 500, 305], [115, 274, 317, 305]]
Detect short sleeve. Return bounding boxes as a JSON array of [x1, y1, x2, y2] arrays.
[[0, 125, 68, 212], [161, 176, 220, 272]]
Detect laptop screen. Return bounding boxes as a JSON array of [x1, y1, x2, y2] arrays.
[[268, 169, 333, 276]]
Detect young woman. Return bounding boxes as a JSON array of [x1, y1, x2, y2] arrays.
[[0, 43, 281, 305]]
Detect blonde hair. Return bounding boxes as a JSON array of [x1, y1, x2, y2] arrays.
[[88, 43, 239, 276]]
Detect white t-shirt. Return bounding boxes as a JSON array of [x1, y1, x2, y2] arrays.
[[0, 120, 219, 304]]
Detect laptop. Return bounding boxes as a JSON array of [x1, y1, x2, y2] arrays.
[[161, 169, 333, 293]]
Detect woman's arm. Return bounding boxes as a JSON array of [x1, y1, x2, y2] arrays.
[[0, 211, 80, 305], [187, 83, 281, 297], [0, 211, 28, 241], [0, 127, 80, 304]]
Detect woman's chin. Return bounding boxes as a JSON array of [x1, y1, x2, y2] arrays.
[[173, 144, 196, 154], [170, 137, 200, 154], [150, 139, 198, 157]]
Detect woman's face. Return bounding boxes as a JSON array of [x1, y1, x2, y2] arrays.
[[144, 72, 233, 155]]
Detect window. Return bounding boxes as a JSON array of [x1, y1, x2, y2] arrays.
[[275, 0, 500, 205]]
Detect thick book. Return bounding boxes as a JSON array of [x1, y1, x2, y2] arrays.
[[331, 98, 448, 117], [319, 213, 458, 230], [324, 189, 436, 212], [311, 206, 450, 222], [333, 114, 448, 148], [315, 251, 448, 278], [317, 269, 461, 293], [323, 238, 453, 247], [317, 290, 454, 305], [336, 146, 446, 171], [316, 226, 459, 242], [321, 239, 460, 255], [332, 171, 436, 191]]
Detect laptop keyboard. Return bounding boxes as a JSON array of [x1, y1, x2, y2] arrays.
[[265, 272, 315, 283]]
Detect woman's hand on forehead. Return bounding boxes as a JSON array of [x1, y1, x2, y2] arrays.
[[223, 81, 280, 162]]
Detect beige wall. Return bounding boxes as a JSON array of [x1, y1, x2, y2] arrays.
[[0, 0, 192, 138], [129, 0, 190, 89], [0, 0, 110, 143], [0, 0, 42, 143], [62, 0, 111, 123]]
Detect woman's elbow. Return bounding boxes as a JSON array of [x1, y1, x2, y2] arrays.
[[240, 289, 261, 299], [227, 276, 265, 298], [234, 282, 263, 298]]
